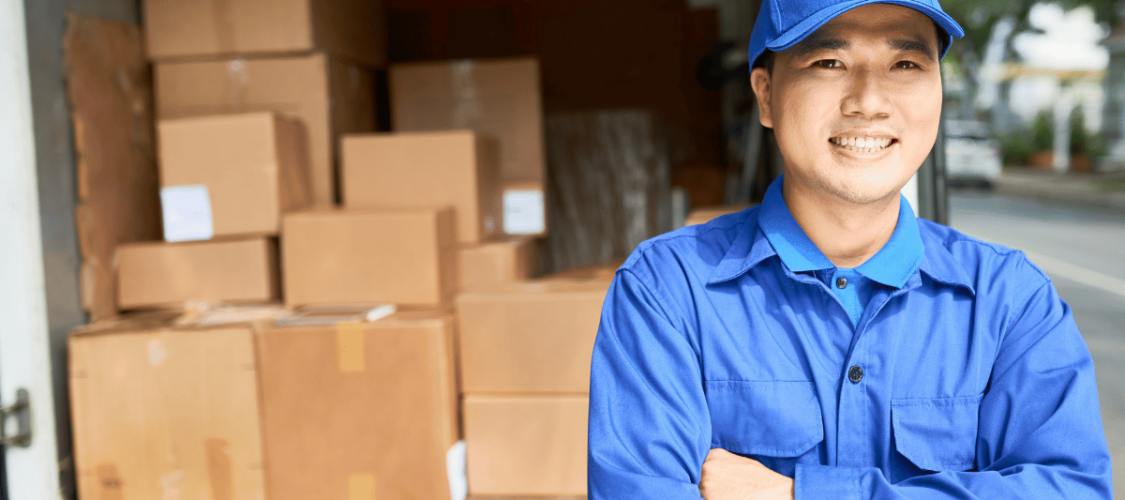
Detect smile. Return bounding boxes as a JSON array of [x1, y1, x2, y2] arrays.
[[829, 136, 896, 153]]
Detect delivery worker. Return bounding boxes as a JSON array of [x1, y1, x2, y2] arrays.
[[587, 1, 1114, 499]]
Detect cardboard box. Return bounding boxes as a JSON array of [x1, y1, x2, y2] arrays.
[[282, 208, 457, 307], [390, 58, 544, 186], [342, 130, 501, 244], [69, 323, 267, 500], [256, 311, 461, 500], [458, 238, 539, 292], [156, 53, 376, 206], [456, 279, 609, 393], [464, 395, 588, 496], [116, 238, 279, 310], [70, 310, 461, 500], [158, 112, 311, 241], [143, 0, 386, 66]]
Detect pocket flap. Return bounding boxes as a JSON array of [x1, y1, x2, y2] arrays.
[[891, 394, 983, 471], [706, 381, 824, 457]]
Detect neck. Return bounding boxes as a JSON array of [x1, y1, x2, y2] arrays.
[[783, 179, 900, 269]]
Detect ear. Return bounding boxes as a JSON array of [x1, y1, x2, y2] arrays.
[[750, 67, 774, 129]]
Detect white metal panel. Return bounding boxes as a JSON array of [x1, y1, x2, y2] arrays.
[[902, 170, 920, 213], [0, 0, 64, 497]]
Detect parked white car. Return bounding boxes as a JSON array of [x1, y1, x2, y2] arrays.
[[944, 120, 1003, 187]]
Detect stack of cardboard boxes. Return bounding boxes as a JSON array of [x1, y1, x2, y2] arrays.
[[70, 1, 603, 499]]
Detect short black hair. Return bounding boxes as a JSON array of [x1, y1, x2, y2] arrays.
[[752, 21, 946, 73]]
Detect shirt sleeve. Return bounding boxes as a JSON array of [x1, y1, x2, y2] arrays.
[[588, 269, 711, 499], [795, 278, 1114, 500]]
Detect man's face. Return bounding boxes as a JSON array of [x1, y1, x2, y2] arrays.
[[751, 4, 943, 205]]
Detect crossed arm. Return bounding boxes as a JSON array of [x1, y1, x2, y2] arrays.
[[588, 270, 1113, 500]]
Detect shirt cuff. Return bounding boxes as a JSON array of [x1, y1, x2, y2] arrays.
[[795, 463, 859, 500]]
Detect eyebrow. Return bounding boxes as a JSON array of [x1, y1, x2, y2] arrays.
[[790, 34, 937, 62], [890, 36, 936, 61]]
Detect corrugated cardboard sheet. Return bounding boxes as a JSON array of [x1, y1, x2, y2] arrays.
[[64, 14, 162, 321]]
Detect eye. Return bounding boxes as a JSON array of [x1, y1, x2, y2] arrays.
[[894, 61, 920, 70], [815, 59, 843, 69]]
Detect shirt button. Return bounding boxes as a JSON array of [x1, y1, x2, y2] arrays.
[[836, 277, 848, 289], [848, 365, 864, 383]]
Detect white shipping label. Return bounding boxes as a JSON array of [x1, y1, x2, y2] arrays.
[[160, 185, 214, 242], [446, 440, 467, 500], [503, 189, 545, 235]]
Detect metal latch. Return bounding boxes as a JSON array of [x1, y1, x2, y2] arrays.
[[0, 389, 32, 448]]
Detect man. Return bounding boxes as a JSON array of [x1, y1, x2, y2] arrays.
[[587, 1, 1114, 499]]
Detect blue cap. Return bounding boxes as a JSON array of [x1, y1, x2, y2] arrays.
[[748, 0, 965, 67]]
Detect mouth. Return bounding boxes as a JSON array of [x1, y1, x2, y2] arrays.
[[829, 136, 897, 154]]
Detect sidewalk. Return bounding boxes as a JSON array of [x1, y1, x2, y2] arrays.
[[991, 169, 1125, 211]]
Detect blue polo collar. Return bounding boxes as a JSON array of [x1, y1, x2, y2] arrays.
[[718, 176, 925, 289]]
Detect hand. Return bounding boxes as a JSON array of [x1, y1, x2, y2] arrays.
[[699, 448, 795, 500]]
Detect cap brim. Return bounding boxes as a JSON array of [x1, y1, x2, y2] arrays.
[[766, 0, 964, 60]]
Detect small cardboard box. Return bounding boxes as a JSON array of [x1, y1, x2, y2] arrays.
[[282, 208, 457, 307], [158, 112, 311, 241], [456, 278, 609, 393], [115, 238, 279, 310], [463, 394, 588, 496], [143, 0, 386, 67], [389, 58, 544, 187], [69, 310, 461, 500], [457, 238, 539, 292], [155, 53, 376, 206], [342, 130, 501, 244]]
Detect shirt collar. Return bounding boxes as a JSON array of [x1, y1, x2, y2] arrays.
[[709, 176, 926, 290]]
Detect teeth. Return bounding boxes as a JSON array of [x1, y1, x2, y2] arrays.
[[830, 136, 894, 152]]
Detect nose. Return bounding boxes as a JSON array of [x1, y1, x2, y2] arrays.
[[840, 67, 891, 120]]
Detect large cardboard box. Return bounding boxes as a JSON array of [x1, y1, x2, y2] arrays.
[[116, 238, 279, 309], [158, 112, 311, 241], [458, 238, 539, 292], [69, 323, 267, 500], [70, 311, 461, 500], [143, 0, 386, 67], [463, 395, 588, 496], [456, 279, 609, 393], [282, 208, 457, 307], [389, 58, 544, 186], [341, 130, 501, 244], [155, 53, 376, 206], [256, 311, 461, 500]]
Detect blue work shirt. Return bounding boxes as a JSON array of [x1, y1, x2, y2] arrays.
[[588, 176, 1112, 499]]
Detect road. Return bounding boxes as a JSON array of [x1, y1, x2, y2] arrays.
[[950, 190, 1125, 498]]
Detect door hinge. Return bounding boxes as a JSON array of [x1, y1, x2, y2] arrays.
[[0, 388, 32, 448]]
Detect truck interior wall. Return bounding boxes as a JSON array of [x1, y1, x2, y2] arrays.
[[21, 0, 140, 498]]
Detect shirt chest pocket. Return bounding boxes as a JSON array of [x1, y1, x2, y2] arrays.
[[706, 380, 824, 458], [891, 394, 983, 472]]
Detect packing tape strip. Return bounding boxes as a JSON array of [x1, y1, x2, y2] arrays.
[[336, 322, 366, 373], [348, 473, 376, 500], [206, 438, 233, 500]]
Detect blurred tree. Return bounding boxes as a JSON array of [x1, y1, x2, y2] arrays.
[[1032, 110, 1054, 152], [940, 0, 1122, 120]]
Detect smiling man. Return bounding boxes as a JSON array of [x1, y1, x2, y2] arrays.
[[587, 1, 1113, 499]]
